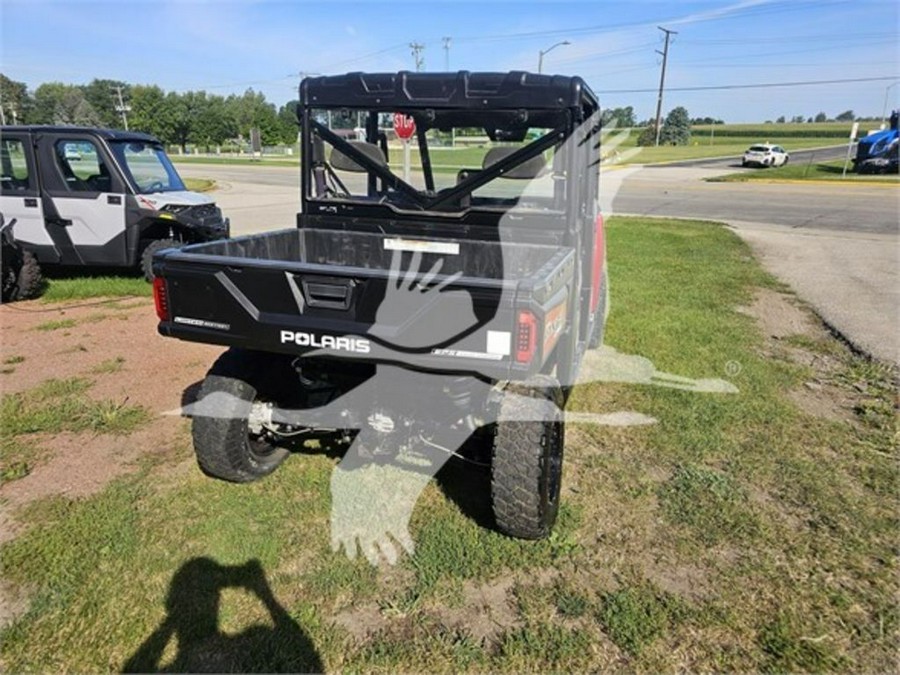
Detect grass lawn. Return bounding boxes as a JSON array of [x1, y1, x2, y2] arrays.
[[1, 217, 896, 672], [619, 137, 841, 165], [39, 275, 151, 303], [182, 177, 217, 192], [709, 159, 900, 184]]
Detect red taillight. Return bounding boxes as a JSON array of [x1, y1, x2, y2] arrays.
[[152, 277, 170, 321], [516, 310, 538, 364]]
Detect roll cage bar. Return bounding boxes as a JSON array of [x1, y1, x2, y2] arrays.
[[299, 71, 600, 217], [309, 118, 567, 212]]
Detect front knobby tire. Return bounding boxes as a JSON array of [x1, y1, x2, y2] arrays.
[[141, 238, 180, 282], [491, 374, 565, 539], [192, 349, 290, 483]]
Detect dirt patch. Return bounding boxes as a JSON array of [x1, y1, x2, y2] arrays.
[[640, 558, 711, 602], [0, 578, 30, 630], [0, 298, 223, 523], [737, 288, 827, 342], [738, 289, 858, 424], [434, 576, 521, 644], [334, 575, 523, 646], [0, 423, 189, 516]]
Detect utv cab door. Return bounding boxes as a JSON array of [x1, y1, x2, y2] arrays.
[[0, 132, 49, 255], [34, 133, 129, 266]]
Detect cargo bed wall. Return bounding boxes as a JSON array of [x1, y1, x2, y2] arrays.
[[178, 228, 564, 282]]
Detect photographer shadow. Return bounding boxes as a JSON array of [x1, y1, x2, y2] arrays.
[[123, 557, 322, 673]]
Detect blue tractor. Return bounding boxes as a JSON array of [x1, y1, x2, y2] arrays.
[[854, 110, 899, 174]]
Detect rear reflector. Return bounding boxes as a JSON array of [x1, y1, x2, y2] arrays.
[[152, 277, 170, 321], [515, 310, 538, 364]]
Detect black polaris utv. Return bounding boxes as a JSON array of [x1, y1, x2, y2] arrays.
[[152, 71, 608, 539]]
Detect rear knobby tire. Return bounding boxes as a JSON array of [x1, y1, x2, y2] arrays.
[[491, 375, 565, 539], [14, 252, 42, 300], [141, 238, 180, 282], [192, 349, 290, 483]]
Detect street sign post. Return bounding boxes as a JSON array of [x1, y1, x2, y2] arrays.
[[842, 121, 860, 178], [393, 113, 416, 182]]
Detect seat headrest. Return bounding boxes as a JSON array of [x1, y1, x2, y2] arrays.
[[330, 141, 387, 172], [482, 146, 547, 179]]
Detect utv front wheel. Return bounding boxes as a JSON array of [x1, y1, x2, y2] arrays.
[[192, 349, 290, 483], [491, 375, 565, 539], [141, 238, 180, 282]]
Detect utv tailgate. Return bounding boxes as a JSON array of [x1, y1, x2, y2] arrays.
[[154, 228, 574, 379]]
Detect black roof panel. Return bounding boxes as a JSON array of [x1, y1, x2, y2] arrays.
[[301, 71, 598, 112], [0, 125, 160, 143]]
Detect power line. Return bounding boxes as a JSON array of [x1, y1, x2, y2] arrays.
[[326, 43, 408, 71], [598, 75, 900, 94], [678, 30, 897, 45]]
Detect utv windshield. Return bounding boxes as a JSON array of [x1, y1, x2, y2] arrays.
[[109, 141, 186, 194]]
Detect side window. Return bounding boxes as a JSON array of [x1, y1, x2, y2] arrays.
[[54, 139, 112, 193], [0, 137, 32, 193]]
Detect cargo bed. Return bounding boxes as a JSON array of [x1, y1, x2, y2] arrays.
[[155, 227, 575, 379]]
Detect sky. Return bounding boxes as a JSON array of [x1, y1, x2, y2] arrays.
[[1, 0, 898, 123]]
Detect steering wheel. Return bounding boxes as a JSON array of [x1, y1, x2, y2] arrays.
[[146, 181, 166, 193]]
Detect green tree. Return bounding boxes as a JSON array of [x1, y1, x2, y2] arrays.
[[602, 106, 636, 128], [636, 126, 656, 146], [226, 89, 281, 145], [165, 91, 205, 152], [0, 74, 32, 124], [835, 109, 855, 122], [659, 106, 690, 145], [81, 79, 129, 128], [277, 100, 300, 145], [791, 115, 805, 123], [814, 111, 828, 123], [129, 84, 171, 139], [31, 82, 69, 124], [55, 87, 101, 126], [194, 94, 237, 149]]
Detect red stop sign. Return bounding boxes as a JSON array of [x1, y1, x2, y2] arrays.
[[393, 113, 416, 140]]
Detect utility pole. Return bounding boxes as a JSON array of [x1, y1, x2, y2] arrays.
[[410, 42, 425, 72], [653, 26, 677, 147], [112, 85, 131, 130], [442, 37, 451, 71]]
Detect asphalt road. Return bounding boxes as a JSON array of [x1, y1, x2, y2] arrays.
[[613, 165, 897, 234], [178, 157, 899, 363]]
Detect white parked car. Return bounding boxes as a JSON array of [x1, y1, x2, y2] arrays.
[[742, 144, 789, 168]]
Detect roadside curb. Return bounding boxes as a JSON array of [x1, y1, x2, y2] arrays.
[[706, 177, 899, 188]]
